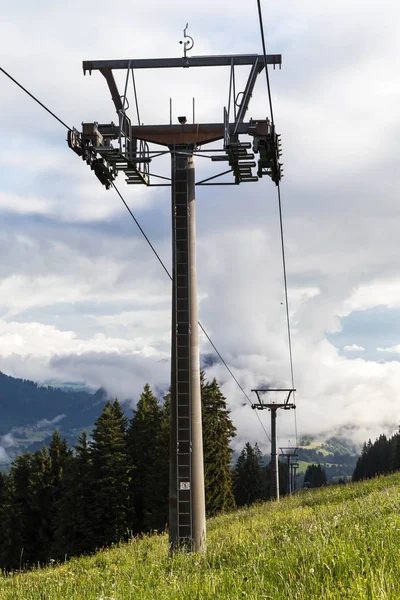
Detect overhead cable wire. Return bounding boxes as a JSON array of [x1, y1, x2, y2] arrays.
[[0, 66, 72, 132], [278, 184, 298, 442], [111, 181, 171, 280], [256, 0, 275, 128], [197, 322, 271, 442], [0, 65, 271, 441], [256, 1, 298, 444]]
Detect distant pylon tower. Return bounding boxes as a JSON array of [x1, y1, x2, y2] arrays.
[[290, 460, 299, 493], [279, 447, 298, 495], [251, 389, 295, 500], [68, 25, 282, 552]]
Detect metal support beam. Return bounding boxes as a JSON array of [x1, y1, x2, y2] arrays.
[[234, 59, 264, 130], [280, 447, 298, 495], [292, 462, 299, 493], [128, 123, 250, 146], [99, 67, 124, 113], [271, 408, 279, 501], [83, 54, 282, 74]]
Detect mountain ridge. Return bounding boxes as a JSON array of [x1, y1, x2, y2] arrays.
[[0, 371, 110, 468]]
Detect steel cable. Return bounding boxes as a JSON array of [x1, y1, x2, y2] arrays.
[[256, 1, 298, 444]]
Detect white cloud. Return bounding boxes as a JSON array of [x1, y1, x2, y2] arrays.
[[0, 319, 170, 360], [377, 346, 400, 354], [0, 447, 10, 462], [0, 433, 16, 448], [36, 414, 66, 428], [346, 281, 400, 313], [344, 344, 365, 352]]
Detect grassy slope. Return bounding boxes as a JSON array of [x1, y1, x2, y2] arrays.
[[2, 474, 400, 599]]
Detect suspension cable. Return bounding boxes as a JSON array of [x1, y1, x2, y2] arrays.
[[0, 67, 72, 132], [278, 184, 298, 442], [256, 1, 298, 444]]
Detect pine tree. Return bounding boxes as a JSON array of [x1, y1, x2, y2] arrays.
[[304, 463, 327, 488], [49, 430, 70, 485], [0, 452, 37, 569], [90, 399, 130, 548], [0, 471, 6, 532], [201, 374, 236, 515], [0, 472, 23, 571], [370, 434, 391, 476], [30, 447, 52, 563], [55, 430, 94, 558], [352, 442, 368, 481], [234, 442, 266, 507], [392, 428, 400, 472], [353, 434, 393, 482], [0, 472, 6, 565], [126, 384, 169, 533], [47, 430, 71, 559]]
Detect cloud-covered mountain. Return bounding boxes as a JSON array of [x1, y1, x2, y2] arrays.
[[0, 371, 110, 467], [0, 371, 109, 435]]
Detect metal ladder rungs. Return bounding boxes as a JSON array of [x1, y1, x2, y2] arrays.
[[211, 155, 230, 162], [238, 162, 256, 168], [228, 142, 251, 149]]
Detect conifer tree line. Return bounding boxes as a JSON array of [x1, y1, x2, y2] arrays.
[[0, 372, 285, 572], [352, 430, 400, 482], [303, 463, 327, 488]]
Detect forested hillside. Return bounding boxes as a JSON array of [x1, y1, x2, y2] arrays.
[[0, 372, 108, 467], [0, 374, 240, 571], [296, 436, 359, 482], [0, 371, 107, 433], [353, 430, 400, 481]]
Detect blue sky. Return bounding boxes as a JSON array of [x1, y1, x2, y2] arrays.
[[0, 0, 399, 450], [329, 306, 400, 361]]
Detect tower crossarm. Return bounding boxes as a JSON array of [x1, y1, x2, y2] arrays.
[[251, 388, 296, 408], [83, 54, 282, 74], [71, 51, 284, 189], [279, 447, 298, 457]]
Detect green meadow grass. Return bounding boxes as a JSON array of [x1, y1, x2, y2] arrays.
[[2, 474, 400, 599]]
